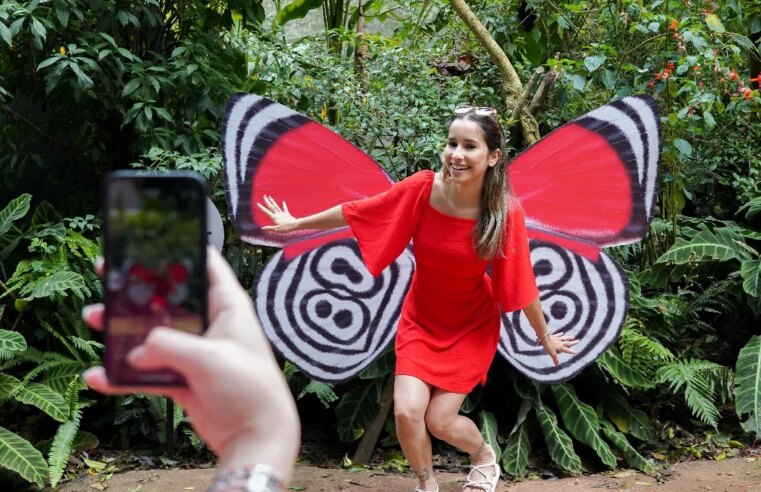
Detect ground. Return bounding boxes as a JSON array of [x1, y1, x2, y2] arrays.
[[58, 455, 761, 491]]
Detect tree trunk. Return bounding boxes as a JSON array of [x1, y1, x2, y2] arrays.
[[448, 0, 541, 146]]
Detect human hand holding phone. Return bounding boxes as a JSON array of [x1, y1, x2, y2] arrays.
[[83, 247, 300, 479]]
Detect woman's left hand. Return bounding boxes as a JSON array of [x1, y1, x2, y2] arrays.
[[539, 332, 579, 366]]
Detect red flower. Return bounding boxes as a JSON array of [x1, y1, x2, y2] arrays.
[[750, 73, 761, 84], [648, 81, 655, 88], [668, 20, 679, 31], [729, 69, 738, 81]]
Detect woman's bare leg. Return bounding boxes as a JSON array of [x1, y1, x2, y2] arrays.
[[394, 375, 437, 491]]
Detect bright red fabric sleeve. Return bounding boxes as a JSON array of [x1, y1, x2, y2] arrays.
[[341, 170, 432, 277], [491, 199, 540, 312]]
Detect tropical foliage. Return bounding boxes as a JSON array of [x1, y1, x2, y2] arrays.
[[1, 0, 759, 487]]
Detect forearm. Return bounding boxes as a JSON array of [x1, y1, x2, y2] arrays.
[[293, 205, 347, 231], [521, 298, 549, 340]]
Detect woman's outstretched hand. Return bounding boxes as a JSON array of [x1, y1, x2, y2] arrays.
[[257, 195, 299, 232], [539, 332, 579, 366]]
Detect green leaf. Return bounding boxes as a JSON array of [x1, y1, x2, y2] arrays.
[[0, 426, 47, 488], [570, 74, 586, 91], [72, 431, 99, 451], [597, 350, 654, 389], [0, 194, 31, 236], [22, 271, 87, 300], [655, 360, 724, 427], [704, 14, 725, 33], [536, 405, 581, 473], [17, 383, 69, 422], [41, 362, 87, 395], [739, 197, 761, 220], [0, 329, 26, 352], [0, 22, 12, 47], [600, 421, 654, 473], [673, 138, 693, 157], [478, 410, 501, 463], [122, 78, 141, 97], [584, 55, 606, 72], [551, 384, 617, 468], [703, 111, 716, 130], [0, 374, 22, 401], [359, 348, 394, 379], [502, 419, 531, 477], [735, 335, 761, 436], [741, 260, 761, 299], [297, 380, 338, 408], [335, 379, 381, 442], [656, 227, 752, 265], [598, 390, 655, 443], [30, 16, 46, 42], [275, 0, 325, 26], [48, 412, 81, 487]]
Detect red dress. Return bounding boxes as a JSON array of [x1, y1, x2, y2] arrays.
[[342, 170, 539, 393]]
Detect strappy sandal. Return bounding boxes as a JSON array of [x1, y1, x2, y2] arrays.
[[414, 486, 439, 492], [463, 444, 500, 492]]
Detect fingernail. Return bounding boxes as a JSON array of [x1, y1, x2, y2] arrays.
[[127, 346, 147, 364], [81, 368, 96, 383], [82, 305, 94, 319]]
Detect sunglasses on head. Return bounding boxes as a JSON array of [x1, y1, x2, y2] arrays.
[[454, 105, 498, 117]]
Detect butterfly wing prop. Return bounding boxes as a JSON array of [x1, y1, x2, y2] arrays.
[[498, 95, 661, 383], [222, 93, 414, 382]]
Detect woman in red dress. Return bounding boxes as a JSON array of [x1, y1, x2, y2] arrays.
[[259, 107, 579, 492]]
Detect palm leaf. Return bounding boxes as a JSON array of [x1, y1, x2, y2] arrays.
[[597, 349, 654, 389], [551, 384, 617, 468], [48, 411, 82, 487], [0, 426, 47, 488], [598, 390, 655, 443], [0, 194, 31, 236], [16, 383, 69, 422], [478, 410, 501, 463], [600, 421, 654, 473], [335, 379, 381, 442], [535, 405, 581, 474], [734, 335, 761, 436], [655, 360, 725, 427], [656, 227, 753, 264], [502, 419, 531, 477], [0, 329, 26, 353]]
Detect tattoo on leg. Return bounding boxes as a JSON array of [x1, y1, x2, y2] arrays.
[[416, 467, 430, 481], [470, 441, 486, 459]]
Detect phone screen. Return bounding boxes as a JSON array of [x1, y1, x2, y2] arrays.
[[103, 173, 208, 385]]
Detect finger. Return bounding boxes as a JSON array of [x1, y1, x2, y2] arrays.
[[82, 304, 104, 332], [207, 247, 249, 315], [83, 367, 186, 400], [282, 201, 289, 214], [94, 257, 104, 277], [256, 202, 275, 218], [265, 195, 280, 212], [127, 327, 214, 378]]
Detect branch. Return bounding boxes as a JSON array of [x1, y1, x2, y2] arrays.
[[448, 0, 541, 144]]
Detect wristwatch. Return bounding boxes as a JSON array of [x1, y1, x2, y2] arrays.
[[208, 464, 286, 492]]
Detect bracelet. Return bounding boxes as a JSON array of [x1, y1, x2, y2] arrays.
[[208, 464, 286, 492], [536, 332, 552, 343]]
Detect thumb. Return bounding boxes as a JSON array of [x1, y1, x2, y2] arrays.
[[128, 327, 211, 377]]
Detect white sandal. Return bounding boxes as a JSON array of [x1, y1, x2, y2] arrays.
[[463, 444, 500, 492], [415, 486, 439, 492]]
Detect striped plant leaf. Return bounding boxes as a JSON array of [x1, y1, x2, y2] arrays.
[[535, 405, 581, 474], [0, 373, 22, 401], [656, 227, 753, 265], [600, 421, 654, 473], [48, 411, 82, 487], [502, 419, 531, 477], [597, 350, 654, 389], [17, 383, 69, 422], [335, 379, 381, 442], [0, 194, 31, 236], [598, 390, 655, 443], [551, 384, 617, 468], [0, 426, 47, 488], [741, 259, 760, 298], [359, 347, 395, 379], [40, 361, 88, 395], [735, 335, 761, 436], [478, 410, 501, 463], [0, 329, 26, 352]]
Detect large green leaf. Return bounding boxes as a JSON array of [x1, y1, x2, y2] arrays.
[[0, 426, 47, 488], [502, 419, 531, 477], [735, 335, 761, 436], [0, 329, 26, 352], [359, 347, 394, 379], [600, 421, 654, 474], [741, 259, 761, 298], [48, 412, 81, 487], [274, 0, 325, 26], [551, 384, 617, 468], [17, 383, 69, 422], [40, 361, 88, 395], [739, 197, 761, 220], [478, 410, 501, 463], [535, 405, 581, 474], [297, 380, 338, 408], [656, 227, 753, 265], [0, 194, 31, 236], [21, 271, 87, 300], [598, 390, 655, 443], [335, 379, 381, 442], [597, 350, 654, 389], [0, 374, 22, 401]]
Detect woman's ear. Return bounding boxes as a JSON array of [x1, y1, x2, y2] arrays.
[[488, 149, 502, 167]]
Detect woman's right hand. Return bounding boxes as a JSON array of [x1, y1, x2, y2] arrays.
[[257, 195, 299, 233]]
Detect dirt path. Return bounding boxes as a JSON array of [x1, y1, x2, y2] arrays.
[[59, 456, 760, 491]]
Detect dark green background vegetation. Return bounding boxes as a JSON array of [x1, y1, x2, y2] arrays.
[[0, 0, 759, 488]]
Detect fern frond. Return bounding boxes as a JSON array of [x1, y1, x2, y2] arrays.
[[48, 410, 82, 487], [39, 320, 79, 361], [619, 319, 675, 379], [69, 337, 101, 360], [655, 359, 732, 427]]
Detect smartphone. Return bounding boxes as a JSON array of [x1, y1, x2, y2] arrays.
[[102, 171, 208, 385]]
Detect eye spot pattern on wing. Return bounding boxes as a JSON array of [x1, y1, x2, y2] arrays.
[[498, 240, 628, 383], [254, 240, 415, 382]]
